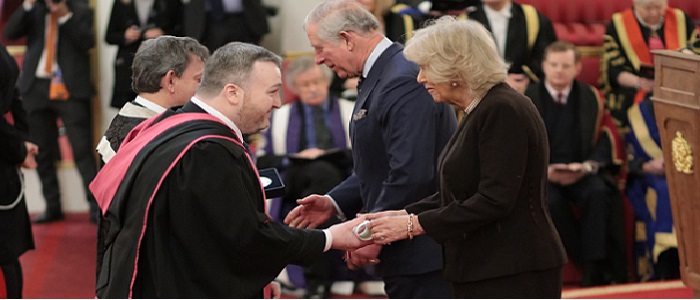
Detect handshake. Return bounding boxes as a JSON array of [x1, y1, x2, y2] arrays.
[[286, 194, 420, 253]]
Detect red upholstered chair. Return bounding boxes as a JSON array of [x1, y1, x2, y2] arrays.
[[670, 0, 700, 27], [516, 0, 629, 88]]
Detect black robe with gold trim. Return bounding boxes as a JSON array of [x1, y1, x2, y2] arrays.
[[469, 2, 557, 81], [601, 7, 699, 129]]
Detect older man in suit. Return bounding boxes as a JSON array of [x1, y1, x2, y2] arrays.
[[4, 0, 98, 223], [182, 0, 269, 51], [285, 0, 457, 298]]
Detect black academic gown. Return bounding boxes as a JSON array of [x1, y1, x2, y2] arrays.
[[468, 2, 557, 80], [92, 102, 326, 298]]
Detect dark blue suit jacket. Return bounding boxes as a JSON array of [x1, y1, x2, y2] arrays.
[[3, 0, 94, 107], [328, 43, 457, 277]]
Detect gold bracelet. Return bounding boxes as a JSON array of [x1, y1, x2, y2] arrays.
[[407, 215, 413, 240]]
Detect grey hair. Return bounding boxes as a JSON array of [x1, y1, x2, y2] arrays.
[[285, 56, 333, 91], [131, 36, 209, 94], [304, 0, 380, 43], [404, 16, 509, 99], [197, 42, 282, 98]]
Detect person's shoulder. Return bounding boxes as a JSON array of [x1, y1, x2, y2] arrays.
[[118, 102, 158, 118], [483, 84, 531, 109]]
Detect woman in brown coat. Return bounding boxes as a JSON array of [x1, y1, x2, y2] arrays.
[[365, 17, 567, 298]]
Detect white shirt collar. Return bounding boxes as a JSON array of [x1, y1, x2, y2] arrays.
[[190, 97, 243, 140], [483, 1, 512, 19], [362, 37, 393, 78], [544, 82, 572, 103], [133, 95, 167, 114]]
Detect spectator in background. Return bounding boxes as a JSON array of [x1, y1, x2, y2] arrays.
[[3, 0, 99, 224], [525, 41, 627, 287], [96, 36, 208, 164], [104, 0, 183, 109], [285, 1, 456, 298], [601, 0, 699, 130], [625, 96, 679, 281], [258, 56, 354, 231], [0, 42, 38, 300], [469, 0, 557, 93], [257, 56, 356, 298], [182, 0, 270, 51], [365, 17, 566, 298]]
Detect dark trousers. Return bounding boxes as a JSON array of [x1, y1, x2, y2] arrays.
[[277, 160, 346, 291], [202, 13, 259, 51], [547, 175, 615, 262], [1, 259, 23, 298], [23, 79, 98, 214], [383, 270, 451, 299], [451, 267, 562, 298]]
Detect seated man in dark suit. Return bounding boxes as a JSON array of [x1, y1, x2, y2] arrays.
[[525, 41, 627, 287], [256, 56, 355, 298]]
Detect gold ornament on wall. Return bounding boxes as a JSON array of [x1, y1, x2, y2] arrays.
[[671, 131, 693, 174]]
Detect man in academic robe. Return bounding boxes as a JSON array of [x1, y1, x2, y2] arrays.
[[525, 41, 627, 287], [469, 0, 557, 93], [89, 42, 369, 298], [96, 36, 209, 164], [601, 0, 699, 129], [625, 96, 678, 281]]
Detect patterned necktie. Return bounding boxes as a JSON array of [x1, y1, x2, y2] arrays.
[[555, 92, 565, 105]]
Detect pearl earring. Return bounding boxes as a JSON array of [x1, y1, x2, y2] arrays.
[[451, 82, 458, 87]]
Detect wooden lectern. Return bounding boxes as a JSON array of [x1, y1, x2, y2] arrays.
[[651, 49, 700, 297]]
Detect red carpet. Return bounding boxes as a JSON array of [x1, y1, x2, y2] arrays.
[[562, 280, 693, 298], [18, 213, 695, 299], [21, 213, 96, 299]]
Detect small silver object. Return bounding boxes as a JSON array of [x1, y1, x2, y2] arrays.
[[353, 220, 373, 241]]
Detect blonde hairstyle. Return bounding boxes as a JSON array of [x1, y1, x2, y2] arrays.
[[404, 16, 508, 99], [304, 0, 381, 43]]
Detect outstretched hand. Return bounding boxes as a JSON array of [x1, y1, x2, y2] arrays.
[[284, 194, 335, 229]]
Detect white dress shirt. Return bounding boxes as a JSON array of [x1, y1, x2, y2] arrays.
[[483, 2, 512, 58]]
